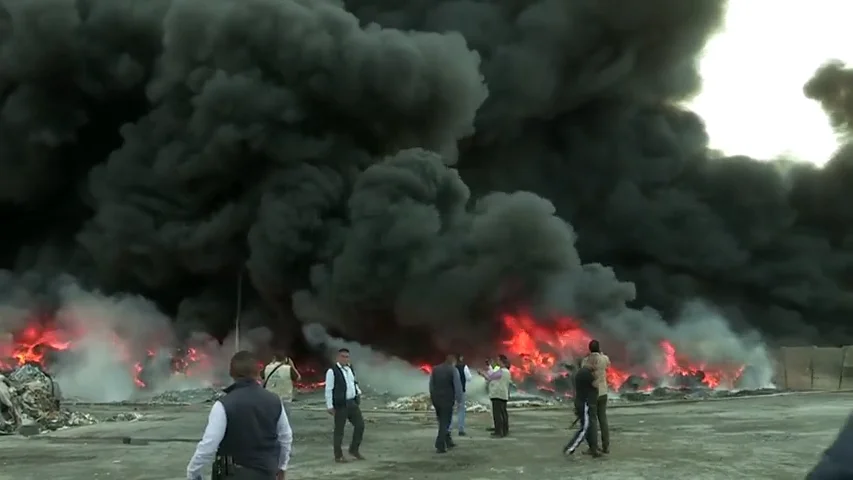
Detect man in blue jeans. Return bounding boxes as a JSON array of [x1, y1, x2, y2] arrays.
[[453, 354, 473, 436]]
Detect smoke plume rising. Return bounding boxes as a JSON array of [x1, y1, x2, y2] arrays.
[[302, 323, 428, 397], [0, 0, 851, 377]]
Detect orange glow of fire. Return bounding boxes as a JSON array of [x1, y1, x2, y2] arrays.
[[0, 322, 215, 389], [500, 312, 745, 392]]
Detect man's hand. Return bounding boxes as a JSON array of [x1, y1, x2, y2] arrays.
[[276, 470, 286, 480], [327, 408, 335, 416]]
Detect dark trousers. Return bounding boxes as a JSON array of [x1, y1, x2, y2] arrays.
[[490, 398, 509, 436], [224, 466, 275, 480], [333, 399, 365, 458], [597, 395, 609, 450], [433, 403, 454, 450], [566, 401, 599, 453]]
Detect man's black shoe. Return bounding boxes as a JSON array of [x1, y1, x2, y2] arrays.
[[590, 450, 603, 458], [458, 431, 467, 436], [486, 427, 495, 432], [447, 442, 457, 449], [436, 448, 447, 454]]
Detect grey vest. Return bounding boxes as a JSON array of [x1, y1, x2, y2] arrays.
[[217, 379, 282, 475]]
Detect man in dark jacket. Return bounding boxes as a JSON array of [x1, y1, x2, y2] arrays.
[[186, 351, 293, 480], [429, 353, 463, 453], [807, 412, 853, 479], [563, 365, 602, 458]]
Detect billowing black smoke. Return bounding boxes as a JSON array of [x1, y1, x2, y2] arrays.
[[0, 0, 850, 360]]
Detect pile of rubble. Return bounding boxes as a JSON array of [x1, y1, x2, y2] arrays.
[[144, 387, 224, 405], [0, 364, 98, 434], [384, 393, 489, 412], [617, 386, 780, 402]]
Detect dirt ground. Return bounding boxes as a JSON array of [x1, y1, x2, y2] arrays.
[[0, 391, 848, 480]]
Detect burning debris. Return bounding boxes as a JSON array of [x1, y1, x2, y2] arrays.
[[500, 312, 770, 397], [0, 364, 97, 434]]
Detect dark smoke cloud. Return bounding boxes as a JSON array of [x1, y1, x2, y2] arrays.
[[0, 0, 851, 359]]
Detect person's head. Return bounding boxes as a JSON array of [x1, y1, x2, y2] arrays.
[[498, 354, 509, 368], [336, 348, 351, 366], [445, 353, 456, 365], [230, 350, 260, 381], [455, 354, 464, 365], [271, 351, 284, 362], [588, 340, 601, 353]]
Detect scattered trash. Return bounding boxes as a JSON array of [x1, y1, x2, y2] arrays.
[[0, 364, 97, 434], [384, 393, 490, 412], [0, 364, 142, 435], [145, 387, 224, 405]]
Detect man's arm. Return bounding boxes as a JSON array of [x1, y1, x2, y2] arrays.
[[290, 364, 302, 382], [808, 413, 853, 479], [186, 402, 227, 480], [463, 365, 472, 382], [324, 369, 335, 410], [452, 367, 463, 403], [276, 404, 293, 473], [354, 375, 362, 396], [483, 368, 503, 381]]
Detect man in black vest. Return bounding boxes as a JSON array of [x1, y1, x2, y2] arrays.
[[429, 353, 463, 453], [186, 350, 293, 480], [323, 348, 365, 462]]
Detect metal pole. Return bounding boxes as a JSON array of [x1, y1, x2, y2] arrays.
[[235, 268, 243, 352]]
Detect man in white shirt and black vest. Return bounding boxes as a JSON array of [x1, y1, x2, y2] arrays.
[[324, 348, 365, 463], [186, 351, 293, 480]]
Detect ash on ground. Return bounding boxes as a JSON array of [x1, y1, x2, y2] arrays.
[[0, 364, 141, 435]]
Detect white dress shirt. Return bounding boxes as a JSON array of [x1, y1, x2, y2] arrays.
[[324, 363, 362, 410], [462, 365, 472, 383], [186, 401, 293, 480]]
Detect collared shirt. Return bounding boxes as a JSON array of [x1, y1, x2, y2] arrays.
[[324, 363, 362, 410], [461, 365, 472, 382], [186, 401, 293, 480]]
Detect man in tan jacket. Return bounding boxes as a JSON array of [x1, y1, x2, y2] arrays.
[[581, 340, 610, 453], [480, 354, 511, 437], [263, 352, 302, 418]]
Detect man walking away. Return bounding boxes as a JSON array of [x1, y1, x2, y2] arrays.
[[187, 351, 292, 480], [324, 348, 365, 463], [564, 365, 602, 458], [429, 353, 463, 453], [263, 353, 302, 419], [581, 340, 610, 454], [480, 355, 510, 437], [454, 354, 472, 436], [807, 412, 853, 479]]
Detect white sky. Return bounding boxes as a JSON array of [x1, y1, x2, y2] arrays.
[[688, 1, 853, 166]]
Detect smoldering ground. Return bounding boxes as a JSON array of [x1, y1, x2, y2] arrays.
[[0, 0, 852, 369]]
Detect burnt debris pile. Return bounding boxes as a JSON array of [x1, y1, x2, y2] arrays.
[[0, 364, 96, 434]]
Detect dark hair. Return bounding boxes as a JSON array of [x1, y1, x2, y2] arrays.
[[589, 340, 601, 353], [230, 350, 259, 379], [338, 348, 350, 353]]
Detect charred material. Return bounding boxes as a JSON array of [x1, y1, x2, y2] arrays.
[[0, 364, 96, 435]]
